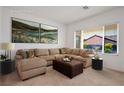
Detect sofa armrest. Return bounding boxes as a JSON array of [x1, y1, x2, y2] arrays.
[[16, 60, 23, 79], [82, 57, 92, 68]]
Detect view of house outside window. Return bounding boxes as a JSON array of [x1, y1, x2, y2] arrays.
[[75, 24, 118, 54], [83, 27, 103, 52]]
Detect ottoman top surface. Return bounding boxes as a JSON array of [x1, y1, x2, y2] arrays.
[[54, 59, 83, 66]]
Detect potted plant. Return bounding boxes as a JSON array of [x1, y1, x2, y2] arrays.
[[0, 54, 8, 61], [92, 47, 100, 60]]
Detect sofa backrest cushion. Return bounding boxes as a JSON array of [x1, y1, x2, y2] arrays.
[[72, 48, 80, 55], [49, 49, 60, 55], [60, 48, 72, 54], [66, 48, 72, 54], [60, 48, 66, 54], [86, 49, 93, 54], [80, 49, 89, 57], [34, 49, 49, 56]]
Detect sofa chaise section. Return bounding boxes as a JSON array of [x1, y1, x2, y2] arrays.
[[16, 57, 47, 80]]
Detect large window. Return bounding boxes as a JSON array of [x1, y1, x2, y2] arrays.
[[83, 27, 103, 52], [75, 24, 119, 54]]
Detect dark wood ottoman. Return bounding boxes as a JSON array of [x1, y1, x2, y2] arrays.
[[53, 59, 83, 78]]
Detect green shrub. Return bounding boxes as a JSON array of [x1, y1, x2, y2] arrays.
[[84, 44, 88, 48], [105, 48, 112, 53], [105, 43, 113, 53], [105, 43, 113, 49]]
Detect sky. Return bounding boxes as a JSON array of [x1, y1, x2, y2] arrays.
[[83, 29, 103, 39], [83, 29, 117, 40]]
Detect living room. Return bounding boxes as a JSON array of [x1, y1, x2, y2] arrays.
[[0, 3, 124, 89]]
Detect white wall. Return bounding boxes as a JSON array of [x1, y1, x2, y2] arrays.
[[0, 7, 2, 43], [0, 7, 67, 59], [0, 7, 4, 54], [0, 7, 2, 73], [67, 7, 124, 72]]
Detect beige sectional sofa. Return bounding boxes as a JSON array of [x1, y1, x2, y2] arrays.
[[16, 48, 93, 80]]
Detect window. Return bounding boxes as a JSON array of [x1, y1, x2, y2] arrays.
[[75, 23, 119, 54], [104, 24, 118, 54], [83, 27, 103, 52]]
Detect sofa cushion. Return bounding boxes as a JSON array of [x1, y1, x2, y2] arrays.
[[69, 55, 86, 62], [49, 49, 60, 55], [16, 55, 23, 60], [83, 57, 92, 68], [80, 49, 89, 57], [16, 49, 23, 55], [86, 49, 93, 54], [21, 67, 46, 80], [60, 48, 67, 54], [60, 48, 72, 54], [28, 49, 35, 58], [72, 49, 80, 55], [16, 49, 28, 59], [34, 49, 49, 56], [21, 58, 47, 71], [55, 54, 68, 60], [39, 55, 55, 61], [23, 51, 28, 58], [66, 48, 72, 54], [47, 61, 53, 66]]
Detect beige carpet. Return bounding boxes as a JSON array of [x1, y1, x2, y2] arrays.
[[1, 66, 124, 86]]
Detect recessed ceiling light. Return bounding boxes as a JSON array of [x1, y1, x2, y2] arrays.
[[82, 6, 89, 10]]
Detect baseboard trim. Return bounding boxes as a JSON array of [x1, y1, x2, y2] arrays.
[[105, 67, 124, 73]]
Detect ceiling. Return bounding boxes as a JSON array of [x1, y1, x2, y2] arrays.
[[5, 6, 119, 24]]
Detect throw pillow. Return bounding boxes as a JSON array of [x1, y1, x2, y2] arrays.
[[23, 51, 28, 58], [28, 49, 35, 58], [19, 50, 28, 59]]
